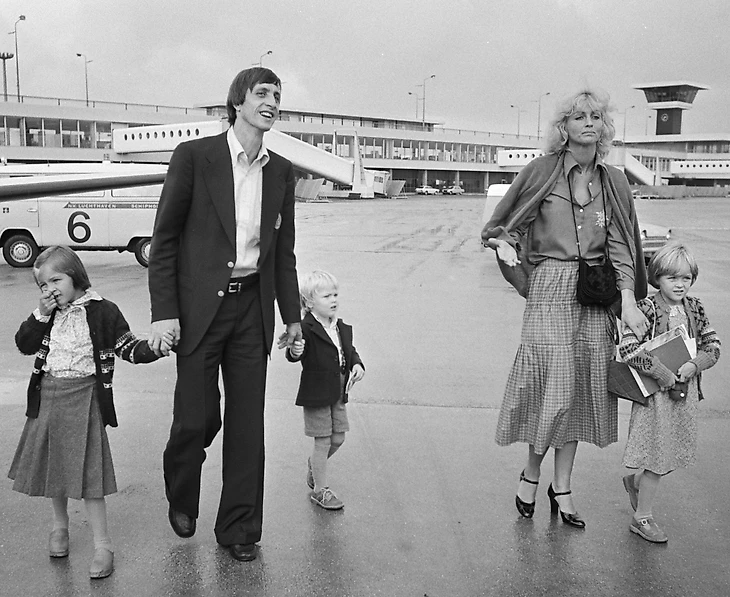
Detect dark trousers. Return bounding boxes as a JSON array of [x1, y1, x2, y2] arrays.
[[163, 283, 268, 546]]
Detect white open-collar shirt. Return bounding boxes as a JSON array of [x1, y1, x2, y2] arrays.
[[227, 126, 270, 278]]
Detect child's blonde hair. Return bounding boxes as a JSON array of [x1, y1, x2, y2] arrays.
[[648, 241, 699, 288], [299, 270, 339, 313]]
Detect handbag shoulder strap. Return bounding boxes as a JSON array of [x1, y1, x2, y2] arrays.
[[649, 297, 657, 339], [568, 171, 609, 260]]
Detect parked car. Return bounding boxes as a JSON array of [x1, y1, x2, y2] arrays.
[[640, 222, 672, 264], [415, 185, 440, 195], [482, 184, 671, 264], [443, 185, 465, 195], [633, 191, 660, 200]]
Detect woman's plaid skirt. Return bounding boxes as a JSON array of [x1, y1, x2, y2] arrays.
[[495, 259, 618, 454]]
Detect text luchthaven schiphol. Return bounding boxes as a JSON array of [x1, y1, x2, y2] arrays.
[[64, 202, 157, 209]]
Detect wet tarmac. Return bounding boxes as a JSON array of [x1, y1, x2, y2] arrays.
[[1, 195, 729, 596]]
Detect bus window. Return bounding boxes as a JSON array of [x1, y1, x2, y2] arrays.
[[111, 184, 163, 197]]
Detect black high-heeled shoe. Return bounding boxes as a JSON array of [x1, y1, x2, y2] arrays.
[[515, 470, 539, 518], [547, 484, 586, 529]]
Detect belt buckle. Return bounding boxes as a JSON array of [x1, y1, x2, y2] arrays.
[[228, 281, 241, 294]]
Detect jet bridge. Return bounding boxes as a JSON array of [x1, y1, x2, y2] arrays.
[[112, 120, 386, 198], [0, 120, 391, 202]]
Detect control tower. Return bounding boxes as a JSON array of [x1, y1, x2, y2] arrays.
[[633, 81, 708, 135]]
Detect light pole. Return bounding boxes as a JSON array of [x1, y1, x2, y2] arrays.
[[620, 105, 636, 142], [0, 52, 13, 102], [76, 53, 92, 106], [9, 15, 25, 101], [421, 74, 435, 128], [536, 91, 550, 138], [408, 91, 421, 119], [510, 104, 526, 137], [259, 50, 272, 66]]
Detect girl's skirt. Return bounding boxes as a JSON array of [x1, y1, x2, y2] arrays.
[[8, 375, 117, 499], [622, 381, 698, 474], [495, 259, 618, 454]]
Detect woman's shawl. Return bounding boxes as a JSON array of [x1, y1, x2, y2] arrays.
[[480, 151, 647, 303]]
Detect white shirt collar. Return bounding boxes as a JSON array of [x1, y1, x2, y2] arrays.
[[226, 126, 269, 168], [312, 312, 337, 331]]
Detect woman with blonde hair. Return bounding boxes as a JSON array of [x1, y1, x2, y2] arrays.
[[482, 88, 648, 527]]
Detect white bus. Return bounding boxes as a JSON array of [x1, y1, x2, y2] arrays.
[[1, 184, 160, 268], [0, 163, 163, 268]]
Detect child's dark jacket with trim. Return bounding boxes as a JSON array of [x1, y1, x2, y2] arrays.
[[15, 298, 160, 427]]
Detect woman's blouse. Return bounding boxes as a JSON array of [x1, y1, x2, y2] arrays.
[[37, 290, 99, 378], [520, 152, 634, 289]]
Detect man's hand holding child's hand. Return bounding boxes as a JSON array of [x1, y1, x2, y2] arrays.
[[289, 339, 305, 358], [158, 330, 176, 356]]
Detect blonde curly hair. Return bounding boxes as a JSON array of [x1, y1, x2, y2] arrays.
[[544, 88, 616, 158]]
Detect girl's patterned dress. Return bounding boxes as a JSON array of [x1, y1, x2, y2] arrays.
[[621, 295, 721, 474]]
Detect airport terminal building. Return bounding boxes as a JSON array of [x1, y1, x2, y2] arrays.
[[2, 81, 730, 193]]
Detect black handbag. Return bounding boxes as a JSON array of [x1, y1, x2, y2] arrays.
[[569, 174, 619, 307], [607, 359, 649, 405], [576, 256, 619, 306]]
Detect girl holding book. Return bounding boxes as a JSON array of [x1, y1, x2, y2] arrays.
[[619, 242, 721, 543]]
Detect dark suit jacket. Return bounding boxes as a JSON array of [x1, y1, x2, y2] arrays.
[[287, 312, 364, 407], [148, 131, 300, 355]]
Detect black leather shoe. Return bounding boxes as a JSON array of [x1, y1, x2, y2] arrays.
[[515, 469, 539, 519], [547, 484, 586, 529], [168, 506, 196, 538], [229, 543, 257, 562]]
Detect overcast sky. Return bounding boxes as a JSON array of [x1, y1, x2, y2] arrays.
[[3, 0, 729, 139]]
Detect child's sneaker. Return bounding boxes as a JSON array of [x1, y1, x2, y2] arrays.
[[307, 458, 314, 490], [310, 487, 344, 510], [630, 516, 668, 543]]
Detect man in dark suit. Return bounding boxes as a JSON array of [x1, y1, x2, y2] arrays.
[[147, 67, 301, 562]]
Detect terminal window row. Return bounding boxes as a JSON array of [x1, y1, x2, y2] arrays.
[[287, 133, 497, 164], [0, 116, 145, 150]]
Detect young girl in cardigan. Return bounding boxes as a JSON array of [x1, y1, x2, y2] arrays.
[[8, 246, 172, 578], [619, 242, 720, 543]]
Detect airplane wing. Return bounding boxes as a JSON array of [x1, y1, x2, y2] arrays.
[[0, 171, 167, 202]]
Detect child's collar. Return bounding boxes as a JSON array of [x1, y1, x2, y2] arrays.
[[653, 290, 687, 313], [310, 311, 337, 330], [60, 289, 102, 311]]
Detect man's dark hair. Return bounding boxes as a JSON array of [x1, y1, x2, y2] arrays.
[[226, 67, 282, 125]]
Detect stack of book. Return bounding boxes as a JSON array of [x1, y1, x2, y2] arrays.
[[608, 325, 695, 404]]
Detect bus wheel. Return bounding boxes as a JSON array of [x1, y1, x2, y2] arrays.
[[3, 234, 40, 268], [134, 237, 151, 267]]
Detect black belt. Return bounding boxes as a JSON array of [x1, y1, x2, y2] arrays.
[[227, 274, 259, 293]]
